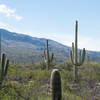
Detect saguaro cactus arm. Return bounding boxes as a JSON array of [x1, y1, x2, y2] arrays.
[[70, 42, 75, 65], [81, 48, 85, 64], [1, 54, 6, 78], [70, 50, 74, 65], [4, 59, 9, 77]]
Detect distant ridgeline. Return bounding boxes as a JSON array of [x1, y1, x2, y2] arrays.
[[0, 28, 100, 63]]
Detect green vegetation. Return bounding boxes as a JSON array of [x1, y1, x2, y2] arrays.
[[0, 62, 99, 100]]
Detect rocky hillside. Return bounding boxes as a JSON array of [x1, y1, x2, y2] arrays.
[[0, 29, 100, 63]]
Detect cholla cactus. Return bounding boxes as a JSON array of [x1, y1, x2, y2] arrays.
[[70, 21, 85, 82], [50, 69, 62, 100], [44, 40, 54, 70], [0, 53, 9, 86]]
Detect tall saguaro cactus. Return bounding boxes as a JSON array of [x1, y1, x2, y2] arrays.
[[0, 33, 1, 61], [50, 69, 62, 100], [70, 21, 86, 82], [0, 53, 9, 86], [44, 40, 54, 70]]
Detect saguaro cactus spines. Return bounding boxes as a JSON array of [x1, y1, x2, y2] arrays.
[[50, 69, 62, 100], [44, 40, 54, 70], [0, 53, 9, 86], [70, 21, 85, 82]]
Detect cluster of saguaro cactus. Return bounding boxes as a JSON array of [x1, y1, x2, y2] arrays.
[[50, 69, 62, 100], [70, 21, 86, 82], [0, 53, 9, 86], [44, 40, 54, 70]]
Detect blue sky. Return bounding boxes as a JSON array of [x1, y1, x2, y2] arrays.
[[0, 0, 100, 51]]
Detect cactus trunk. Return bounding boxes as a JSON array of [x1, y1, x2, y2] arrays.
[[75, 21, 78, 65], [0, 53, 9, 87], [0, 33, 1, 61], [51, 69, 62, 100], [74, 65, 78, 82], [46, 40, 50, 70], [74, 21, 78, 82]]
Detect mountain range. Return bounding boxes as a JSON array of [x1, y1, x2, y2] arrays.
[[0, 29, 100, 63]]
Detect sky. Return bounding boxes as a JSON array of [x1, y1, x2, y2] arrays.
[[0, 0, 100, 51]]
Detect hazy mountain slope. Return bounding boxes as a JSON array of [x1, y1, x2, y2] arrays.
[[0, 29, 100, 63]]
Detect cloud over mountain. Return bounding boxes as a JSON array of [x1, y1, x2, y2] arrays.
[[0, 4, 22, 21]]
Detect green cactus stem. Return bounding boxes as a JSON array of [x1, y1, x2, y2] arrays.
[[44, 40, 54, 70], [0, 33, 1, 61], [0, 53, 9, 86], [50, 69, 62, 100], [70, 21, 86, 82]]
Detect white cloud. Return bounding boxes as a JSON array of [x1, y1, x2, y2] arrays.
[[0, 4, 22, 21]]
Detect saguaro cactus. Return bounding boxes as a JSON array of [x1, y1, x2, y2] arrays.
[[0, 33, 1, 61], [44, 40, 54, 70], [0, 53, 9, 86], [50, 69, 62, 100], [70, 21, 85, 82]]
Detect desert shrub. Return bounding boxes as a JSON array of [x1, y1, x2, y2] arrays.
[[55, 61, 73, 71]]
